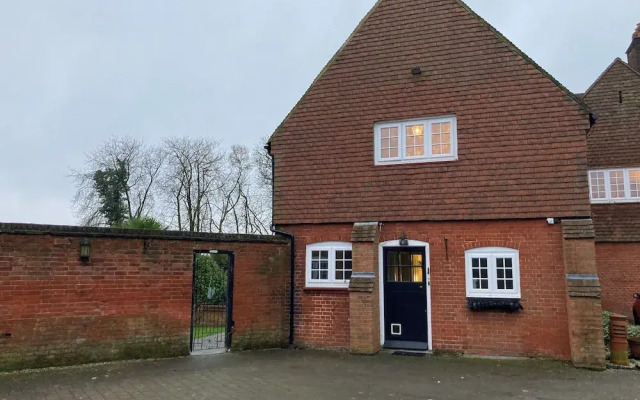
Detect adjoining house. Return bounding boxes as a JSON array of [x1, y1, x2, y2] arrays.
[[582, 25, 640, 321], [268, 0, 607, 369]]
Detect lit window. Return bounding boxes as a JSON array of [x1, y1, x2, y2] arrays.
[[306, 242, 352, 288], [589, 168, 640, 203], [386, 251, 423, 282], [465, 248, 520, 299], [609, 170, 625, 199], [374, 116, 457, 165], [405, 125, 425, 157], [630, 170, 640, 198], [589, 171, 606, 200]]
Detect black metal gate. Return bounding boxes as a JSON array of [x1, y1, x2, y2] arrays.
[[190, 251, 234, 353]]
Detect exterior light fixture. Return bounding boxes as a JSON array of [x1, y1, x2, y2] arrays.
[[399, 232, 409, 246], [79, 238, 91, 263], [411, 66, 422, 76]]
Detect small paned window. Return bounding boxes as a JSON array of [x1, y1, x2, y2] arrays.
[[334, 250, 353, 281], [609, 170, 625, 199], [630, 169, 640, 198], [589, 171, 606, 200], [470, 257, 489, 289], [386, 251, 423, 283], [310, 250, 329, 280], [374, 116, 457, 165], [306, 242, 353, 288], [465, 248, 520, 299], [380, 127, 399, 159], [431, 121, 452, 156], [589, 168, 640, 203], [405, 125, 425, 157]]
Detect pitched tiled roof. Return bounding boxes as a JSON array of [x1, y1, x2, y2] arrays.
[[583, 58, 640, 242], [271, 0, 592, 225], [592, 204, 640, 242], [584, 58, 640, 169], [272, 0, 590, 139]]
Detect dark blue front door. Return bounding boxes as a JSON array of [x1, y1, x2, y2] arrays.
[[383, 247, 428, 349]]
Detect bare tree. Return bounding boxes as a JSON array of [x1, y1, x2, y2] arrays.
[[226, 145, 270, 235], [71, 136, 164, 226], [71, 135, 272, 234], [162, 138, 224, 232], [250, 139, 273, 233]]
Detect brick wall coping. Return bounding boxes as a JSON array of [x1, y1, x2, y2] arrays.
[[0, 222, 288, 244]]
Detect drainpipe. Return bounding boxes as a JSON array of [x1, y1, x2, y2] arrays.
[[265, 142, 296, 347]]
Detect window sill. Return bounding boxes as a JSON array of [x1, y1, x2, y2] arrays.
[[374, 156, 458, 166], [466, 298, 523, 312], [590, 199, 640, 204], [303, 287, 350, 293]]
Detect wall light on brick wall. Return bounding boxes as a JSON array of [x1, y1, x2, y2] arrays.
[[79, 238, 91, 263]]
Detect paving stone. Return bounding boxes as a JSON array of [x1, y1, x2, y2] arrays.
[[0, 350, 638, 400]]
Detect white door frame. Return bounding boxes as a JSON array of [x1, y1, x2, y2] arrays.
[[378, 240, 432, 350]]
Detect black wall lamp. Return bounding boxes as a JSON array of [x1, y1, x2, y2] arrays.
[[399, 232, 409, 246], [79, 238, 91, 263]]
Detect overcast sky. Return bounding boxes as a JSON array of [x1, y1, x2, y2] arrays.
[[0, 0, 638, 225]]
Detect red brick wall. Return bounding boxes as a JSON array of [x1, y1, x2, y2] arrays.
[[0, 226, 289, 371], [597, 242, 640, 319], [289, 225, 353, 349], [283, 219, 572, 359]]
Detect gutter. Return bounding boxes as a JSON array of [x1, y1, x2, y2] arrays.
[[265, 142, 296, 347]]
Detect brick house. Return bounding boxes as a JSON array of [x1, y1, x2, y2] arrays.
[[268, 0, 605, 368], [582, 25, 640, 321]]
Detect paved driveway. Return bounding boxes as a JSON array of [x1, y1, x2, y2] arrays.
[[0, 350, 638, 400]]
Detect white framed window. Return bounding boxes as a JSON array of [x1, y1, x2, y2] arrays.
[[589, 171, 606, 200], [374, 116, 457, 165], [306, 242, 353, 288], [589, 167, 640, 203], [465, 247, 520, 299]]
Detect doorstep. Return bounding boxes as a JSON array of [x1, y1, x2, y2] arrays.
[[383, 340, 429, 351]]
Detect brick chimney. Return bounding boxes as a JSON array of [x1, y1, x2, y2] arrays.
[[627, 23, 640, 72]]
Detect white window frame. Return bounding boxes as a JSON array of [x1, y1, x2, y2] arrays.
[[374, 115, 458, 165], [305, 242, 353, 288], [465, 247, 520, 299], [589, 167, 640, 203]]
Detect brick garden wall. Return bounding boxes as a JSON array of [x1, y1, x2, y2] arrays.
[[283, 219, 572, 360], [596, 242, 640, 319], [0, 224, 290, 371]]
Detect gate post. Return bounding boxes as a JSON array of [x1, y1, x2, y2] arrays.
[[349, 222, 381, 355], [561, 219, 606, 370]]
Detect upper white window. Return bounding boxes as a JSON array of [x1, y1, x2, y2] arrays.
[[374, 116, 457, 165], [589, 168, 640, 203], [306, 242, 353, 288], [465, 247, 520, 299]]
